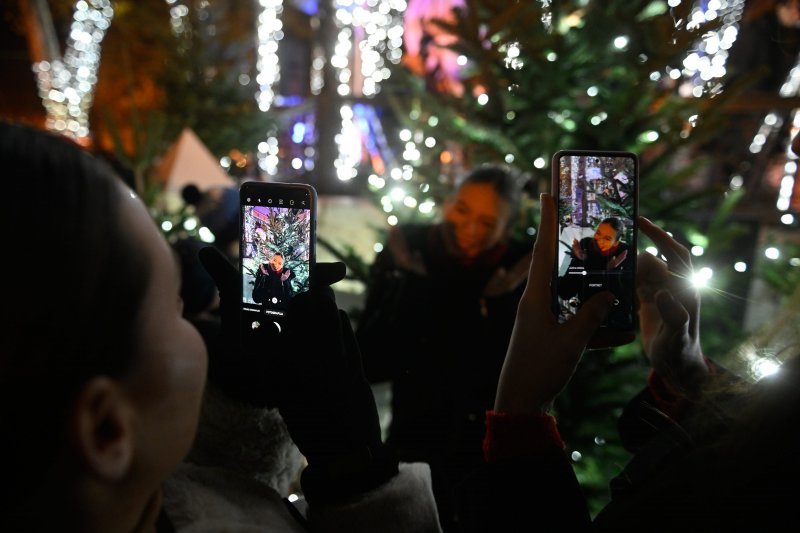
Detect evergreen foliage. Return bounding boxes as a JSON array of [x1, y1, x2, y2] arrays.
[[376, 0, 753, 513]]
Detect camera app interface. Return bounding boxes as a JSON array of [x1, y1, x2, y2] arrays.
[[555, 153, 636, 329], [241, 190, 311, 319]]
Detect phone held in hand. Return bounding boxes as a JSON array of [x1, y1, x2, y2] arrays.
[[239, 181, 316, 338], [551, 150, 639, 344]]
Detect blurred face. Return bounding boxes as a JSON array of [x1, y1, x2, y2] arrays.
[[594, 223, 621, 254], [443, 182, 511, 258], [120, 185, 208, 485], [271, 254, 284, 271]]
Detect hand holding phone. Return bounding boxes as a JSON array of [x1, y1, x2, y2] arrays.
[[239, 181, 316, 341], [552, 150, 638, 348]]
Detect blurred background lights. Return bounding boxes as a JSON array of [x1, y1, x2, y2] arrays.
[[183, 217, 198, 231], [781, 213, 794, 225], [752, 357, 780, 379], [197, 226, 216, 243], [765, 247, 780, 260], [691, 245, 704, 256], [691, 266, 713, 287], [734, 261, 747, 273]]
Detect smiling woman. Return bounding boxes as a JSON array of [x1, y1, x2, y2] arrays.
[[356, 164, 533, 530]]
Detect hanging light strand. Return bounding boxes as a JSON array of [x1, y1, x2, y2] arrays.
[[33, 0, 114, 141]]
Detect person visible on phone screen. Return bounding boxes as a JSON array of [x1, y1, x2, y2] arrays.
[[253, 251, 295, 307], [557, 216, 634, 327], [357, 164, 534, 530]]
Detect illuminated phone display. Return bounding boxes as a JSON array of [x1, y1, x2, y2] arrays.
[[552, 151, 638, 331]]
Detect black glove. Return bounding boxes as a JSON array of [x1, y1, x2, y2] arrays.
[[277, 288, 398, 505], [199, 247, 397, 504], [197, 246, 346, 407]]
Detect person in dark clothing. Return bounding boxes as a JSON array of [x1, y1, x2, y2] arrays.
[[253, 252, 295, 308], [458, 193, 799, 532], [357, 164, 533, 530], [557, 216, 634, 329]]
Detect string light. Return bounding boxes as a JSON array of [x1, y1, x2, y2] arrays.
[[255, 0, 284, 112], [331, 0, 408, 181], [678, 0, 746, 95], [33, 0, 114, 141]]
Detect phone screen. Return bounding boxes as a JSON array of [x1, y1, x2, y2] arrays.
[[239, 182, 316, 336], [552, 151, 638, 331]]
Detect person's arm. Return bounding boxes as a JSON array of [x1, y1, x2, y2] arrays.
[[457, 194, 613, 532], [199, 249, 442, 532]]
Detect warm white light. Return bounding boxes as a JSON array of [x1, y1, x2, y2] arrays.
[[646, 246, 658, 256], [690, 267, 713, 287], [387, 215, 398, 226], [765, 247, 780, 260], [734, 261, 747, 272], [613, 36, 629, 49], [198, 226, 216, 243], [183, 217, 198, 231], [781, 213, 794, 225], [752, 358, 780, 379], [691, 245, 704, 256], [534, 157, 546, 169]]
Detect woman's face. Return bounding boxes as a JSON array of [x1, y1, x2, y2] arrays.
[[120, 186, 208, 486], [594, 222, 621, 253], [443, 182, 511, 258], [271, 254, 284, 271]]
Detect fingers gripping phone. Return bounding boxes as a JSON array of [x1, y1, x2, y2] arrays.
[[552, 150, 638, 343], [239, 182, 316, 339]]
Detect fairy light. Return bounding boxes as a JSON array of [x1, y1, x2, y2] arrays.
[[679, 0, 746, 92], [33, 0, 114, 140], [690, 266, 713, 288], [334, 104, 360, 181], [167, 0, 190, 38], [258, 135, 280, 175], [503, 41, 524, 70], [255, 0, 284, 112]]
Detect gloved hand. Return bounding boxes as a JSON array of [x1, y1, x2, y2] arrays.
[[277, 288, 398, 505], [199, 247, 397, 504], [198, 246, 346, 407]]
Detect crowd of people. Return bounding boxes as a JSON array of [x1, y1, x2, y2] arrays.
[[1, 109, 798, 532]]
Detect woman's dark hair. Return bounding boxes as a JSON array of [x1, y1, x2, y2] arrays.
[[459, 164, 525, 227], [599, 217, 624, 240], [0, 122, 150, 497]]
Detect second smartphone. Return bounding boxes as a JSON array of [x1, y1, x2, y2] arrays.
[[239, 181, 316, 339], [551, 150, 638, 341]]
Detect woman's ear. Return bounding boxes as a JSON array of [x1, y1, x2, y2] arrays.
[[69, 376, 135, 481]]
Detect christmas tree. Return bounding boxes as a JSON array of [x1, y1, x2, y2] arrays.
[[372, 0, 757, 513]]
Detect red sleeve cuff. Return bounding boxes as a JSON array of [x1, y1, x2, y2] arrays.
[[483, 410, 565, 464]]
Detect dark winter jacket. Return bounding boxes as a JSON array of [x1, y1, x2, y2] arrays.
[[356, 223, 532, 525]]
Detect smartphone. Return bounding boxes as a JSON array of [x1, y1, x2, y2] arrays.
[[552, 150, 638, 343], [239, 181, 316, 339]]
